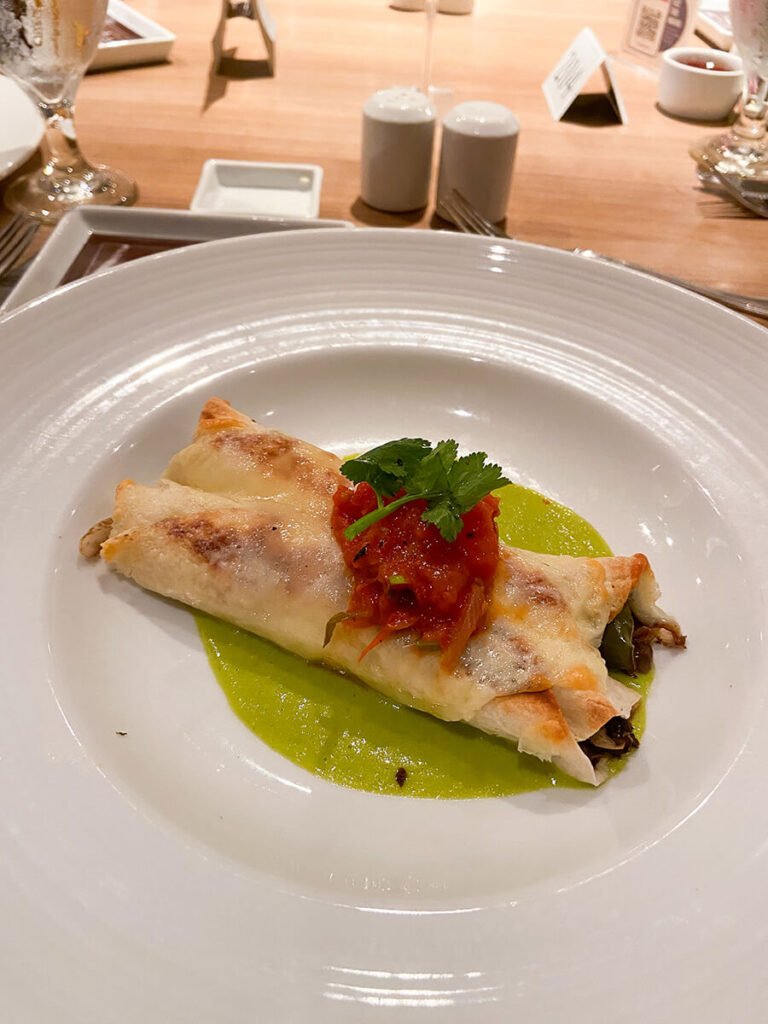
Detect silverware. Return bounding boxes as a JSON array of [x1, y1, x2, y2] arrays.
[[696, 154, 768, 219], [0, 214, 39, 281], [438, 189, 768, 321]]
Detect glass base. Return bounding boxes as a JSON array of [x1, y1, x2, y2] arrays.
[[690, 131, 768, 182], [3, 164, 137, 224]]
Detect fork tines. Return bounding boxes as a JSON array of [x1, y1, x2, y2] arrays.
[[438, 189, 506, 237], [0, 213, 39, 280]]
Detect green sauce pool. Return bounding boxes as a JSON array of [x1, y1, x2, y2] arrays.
[[195, 483, 652, 798]]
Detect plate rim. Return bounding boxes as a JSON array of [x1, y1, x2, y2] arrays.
[[2, 225, 768, 341]]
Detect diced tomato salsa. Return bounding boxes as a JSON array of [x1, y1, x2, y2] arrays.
[[331, 482, 501, 669]]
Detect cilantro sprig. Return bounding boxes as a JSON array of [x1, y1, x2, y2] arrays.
[[341, 438, 510, 543]]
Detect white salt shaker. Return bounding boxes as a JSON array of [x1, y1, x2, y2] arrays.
[[361, 87, 436, 212], [436, 101, 519, 224]]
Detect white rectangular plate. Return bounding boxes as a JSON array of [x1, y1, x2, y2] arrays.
[[1, 206, 352, 313], [90, 0, 176, 72]]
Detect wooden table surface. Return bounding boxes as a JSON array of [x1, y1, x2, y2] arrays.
[[3, 0, 767, 296]]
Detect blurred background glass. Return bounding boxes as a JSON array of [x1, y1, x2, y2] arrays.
[[0, 0, 137, 222], [692, 0, 768, 178]]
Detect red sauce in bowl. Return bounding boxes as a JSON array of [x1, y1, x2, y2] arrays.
[[673, 55, 733, 71]]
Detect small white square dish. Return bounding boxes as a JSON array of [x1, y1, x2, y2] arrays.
[[90, 0, 176, 72], [1, 206, 351, 312], [190, 160, 323, 218]]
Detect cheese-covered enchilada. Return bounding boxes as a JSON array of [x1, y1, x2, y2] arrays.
[[82, 398, 684, 786]]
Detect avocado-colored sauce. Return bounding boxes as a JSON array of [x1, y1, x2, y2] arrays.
[[196, 483, 652, 797]]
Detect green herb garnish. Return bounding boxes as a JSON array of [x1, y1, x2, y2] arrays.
[[341, 438, 510, 543]]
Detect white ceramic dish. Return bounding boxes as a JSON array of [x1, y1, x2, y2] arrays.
[[191, 159, 323, 217], [658, 46, 742, 121], [0, 77, 43, 182], [0, 229, 766, 1021], [1, 206, 351, 312], [90, 0, 175, 72]]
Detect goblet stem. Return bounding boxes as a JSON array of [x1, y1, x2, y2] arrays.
[[733, 69, 768, 142], [39, 101, 92, 178], [421, 0, 437, 95]]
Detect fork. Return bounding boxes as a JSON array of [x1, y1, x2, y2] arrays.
[[0, 214, 39, 281], [438, 189, 768, 321]]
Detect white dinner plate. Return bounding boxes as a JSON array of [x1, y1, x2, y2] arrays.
[[0, 229, 766, 1022], [0, 76, 42, 181]]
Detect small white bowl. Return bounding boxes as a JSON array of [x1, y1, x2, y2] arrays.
[[190, 160, 323, 218], [658, 46, 743, 122]]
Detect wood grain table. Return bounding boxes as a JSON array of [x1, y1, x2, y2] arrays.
[[2, 0, 767, 297]]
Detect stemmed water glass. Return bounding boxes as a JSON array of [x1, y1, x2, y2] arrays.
[[0, 0, 136, 222], [691, 0, 768, 179], [420, 0, 454, 112], [422, 0, 438, 95]]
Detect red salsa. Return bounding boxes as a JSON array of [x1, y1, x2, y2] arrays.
[[331, 482, 501, 669]]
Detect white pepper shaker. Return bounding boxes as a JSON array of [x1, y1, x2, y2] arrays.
[[361, 87, 436, 213], [436, 101, 519, 224]]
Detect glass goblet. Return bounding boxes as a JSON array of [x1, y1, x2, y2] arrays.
[[691, 0, 768, 180], [420, 0, 453, 113], [0, 0, 137, 222]]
